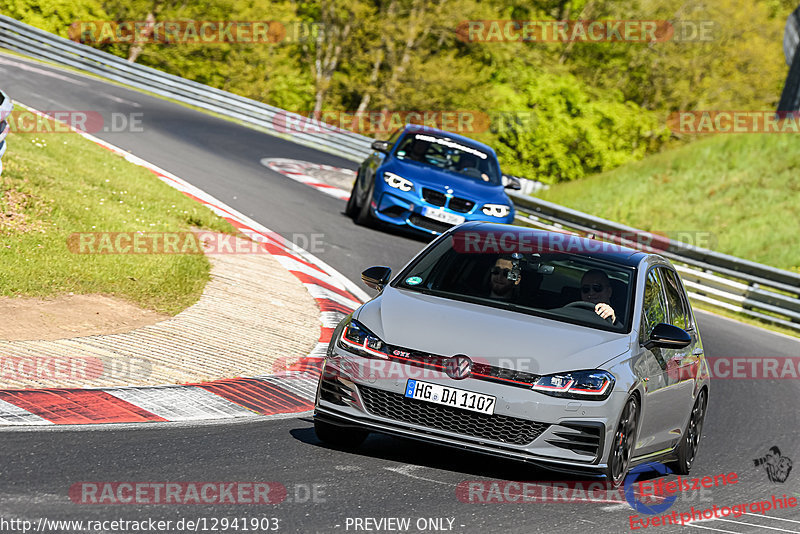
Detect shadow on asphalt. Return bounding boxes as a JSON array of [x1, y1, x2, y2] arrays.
[[288, 418, 611, 485], [339, 210, 437, 245]]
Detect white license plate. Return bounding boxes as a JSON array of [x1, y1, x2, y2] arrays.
[[404, 379, 496, 415], [421, 206, 465, 226]]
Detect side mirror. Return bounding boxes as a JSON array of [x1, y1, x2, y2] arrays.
[[361, 266, 392, 291], [644, 323, 691, 350], [371, 140, 391, 154], [503, 175, 522, 190]]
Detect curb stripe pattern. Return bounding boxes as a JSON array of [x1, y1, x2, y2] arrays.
[[0, 390, 168, 424], [0, 104, 364, 426], [261, 158, 353, 201]]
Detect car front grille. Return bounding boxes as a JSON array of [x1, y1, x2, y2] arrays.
[[448, 197, 475, 213], [358, 385, 549, 446], [421, 188, 446, 206], [382, 347, 541, 389], [408, 214, 452, 234]]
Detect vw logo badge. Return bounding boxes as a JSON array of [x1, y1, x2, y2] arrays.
[[445, 355, 472, 380]]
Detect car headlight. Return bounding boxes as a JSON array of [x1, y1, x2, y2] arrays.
[[384, 171, 414, 192], [482, 204, 511, 217], [532, 370, 615, 400], [337, 319, 390, 359]]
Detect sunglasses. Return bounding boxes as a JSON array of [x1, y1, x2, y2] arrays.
[[581, 284, 606, 293], [491, 267, 511, 277]]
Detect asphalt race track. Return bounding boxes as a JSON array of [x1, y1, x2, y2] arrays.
[[1, 53, 799, 534]]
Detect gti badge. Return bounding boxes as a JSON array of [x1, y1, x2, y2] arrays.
[[445, 355, 472, 380]]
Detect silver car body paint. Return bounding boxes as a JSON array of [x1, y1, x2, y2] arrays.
[[315, 224, 710, 476]]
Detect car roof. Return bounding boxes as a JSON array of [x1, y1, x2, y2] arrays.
[[400, 124, 497, 156], [453, 221, 649, 267]]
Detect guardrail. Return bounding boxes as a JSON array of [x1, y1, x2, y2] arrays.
[[0, 16, 375, 161], [1, 15, 798, 333], [0, 89, 11, 175]]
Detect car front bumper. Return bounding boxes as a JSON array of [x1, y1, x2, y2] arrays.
[[370, 190, 515, 235]]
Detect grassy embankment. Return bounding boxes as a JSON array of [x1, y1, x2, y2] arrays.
[[537, 132, 800, 335], [538, 133, 800, 272], [0, 106, 235, 315]]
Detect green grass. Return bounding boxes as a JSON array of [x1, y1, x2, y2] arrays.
[[537, 133, 800, 272], [0, 105, 236, 314]]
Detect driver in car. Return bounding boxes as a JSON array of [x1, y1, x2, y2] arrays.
[[407, 139, 431, 162], [488, 256, 521, 301], [580, 269, 617, 323]]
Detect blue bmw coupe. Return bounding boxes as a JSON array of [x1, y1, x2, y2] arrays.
[[346, 125, 520, 235]]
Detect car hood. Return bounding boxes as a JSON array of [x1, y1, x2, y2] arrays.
[[385, 160, 509, 203], [355, 286, 632, 376]]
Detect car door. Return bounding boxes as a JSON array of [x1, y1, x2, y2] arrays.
[[633, 267, 686, 455], [658, 267, 701, 424]]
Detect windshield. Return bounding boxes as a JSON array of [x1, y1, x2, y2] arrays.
[[394, 232, 636, 332], [394, 133, 501, 185]]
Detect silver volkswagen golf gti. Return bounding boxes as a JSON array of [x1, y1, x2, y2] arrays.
[[314, 222, 710, 485]]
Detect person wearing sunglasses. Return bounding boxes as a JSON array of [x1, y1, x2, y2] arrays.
[[579, 269, 617, 323], [488, 256, 521, 300]]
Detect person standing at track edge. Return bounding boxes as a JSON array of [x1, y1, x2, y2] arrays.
[[753, 446, 793, 483]]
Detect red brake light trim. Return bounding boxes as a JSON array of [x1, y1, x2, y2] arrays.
[[569, 380, 611, 395], [533, 379, 575, 391]]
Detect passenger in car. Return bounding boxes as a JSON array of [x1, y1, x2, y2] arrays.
[[580, 269, 617, 323]]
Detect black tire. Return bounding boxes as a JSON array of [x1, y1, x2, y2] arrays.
[[671, 389, 707, 475], [605, 396, 639, 487], [355, 181, 375, 226], [344, 174, 360, 218], [314, 419, 368, 449]]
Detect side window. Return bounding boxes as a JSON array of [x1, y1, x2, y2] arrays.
[[660, 268, 692, 330], [386, 129, 403, 149], [641, 269, 667, 342]]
